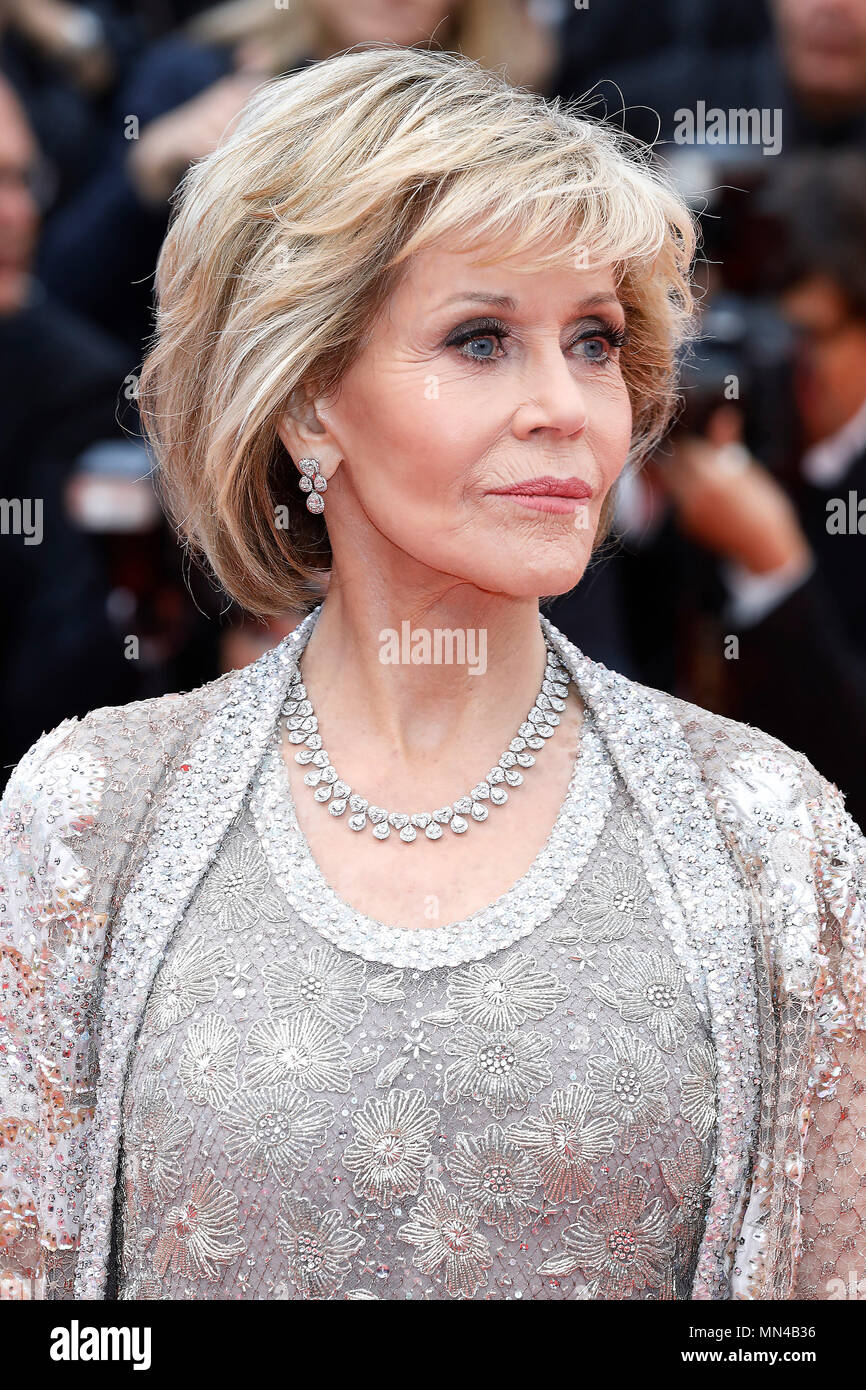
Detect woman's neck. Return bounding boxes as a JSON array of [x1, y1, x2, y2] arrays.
[[297, 574, 552, 768]]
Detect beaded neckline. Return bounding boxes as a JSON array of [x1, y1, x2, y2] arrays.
[[250, 707, 615, 969]]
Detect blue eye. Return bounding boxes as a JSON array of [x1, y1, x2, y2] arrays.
[[580, 336, 612, 363], [461, 334, 502, 360], [444, 315, 628, 368], [444, 316, 510, 365]]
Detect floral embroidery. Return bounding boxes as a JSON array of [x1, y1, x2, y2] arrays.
[[365, 968, 405, 1003], [540, 1169, 671, 1296], [120, 1224, 155, 1284], [242, 1014, 352, 1092], [276, 1191, 364, 1298], [445, 1124, 540, 1238], [225, 956, 253, 997], [151, 1168, 246, 1281], [114, 741, 718, 1301], [609, 810, 644, 857], [263, 942, 368, 1032], [144, 936, 229, 1034], [396, 1178, 492, 1298], [680, 1039, 718, 1141], [123, 1084, 192, 1213], [443, 1026, 553, 1119], [119, 1265, 163, 1300], [570, 861, 653, 943], [544, 922, 600, 959], [589, 947, 699, 1053], [193, 834, 287, 929], [144, 1037, 173, 1075], [505, 1084, 617, 1203], [374, 1022, 436, 1089], [178, 1014, 239, 1109], [220, 1083, 331, 1181], [443, 953, 568, 1031], [342, 1088, 439, 1209], [660, 1136, 713, 1253], [585, 1027, 671, 1153], [117, 1228, 163, 1301]]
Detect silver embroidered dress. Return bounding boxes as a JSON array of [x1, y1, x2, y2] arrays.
[[116, 711, 717, 1301], [6, 608, 866, 1302]]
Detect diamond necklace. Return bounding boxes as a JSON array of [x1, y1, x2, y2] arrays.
[[280, 635, 579, 844]]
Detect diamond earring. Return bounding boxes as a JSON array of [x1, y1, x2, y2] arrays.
[[297, 457, 327, 514]]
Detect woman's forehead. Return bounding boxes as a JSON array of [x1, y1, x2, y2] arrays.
[[389, 242, 621, 310]]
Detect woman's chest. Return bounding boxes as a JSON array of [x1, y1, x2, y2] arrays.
[[276, 714, 590, 931], [117, 804, 717, 1300]]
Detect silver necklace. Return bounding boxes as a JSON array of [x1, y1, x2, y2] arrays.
[[280, 635, 578, 844]]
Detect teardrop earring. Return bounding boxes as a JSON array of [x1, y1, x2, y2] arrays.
[[297, 457, 327, 514]]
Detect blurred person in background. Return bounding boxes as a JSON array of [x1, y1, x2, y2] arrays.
[[544, 2, 866, 829], [38, 0, 554, 361], [0, 0, 142, 205], [0, 75, 144, 789], [606, 153, 866, 831], [559, 0, 866, 154], [681, 154, 866, 829]]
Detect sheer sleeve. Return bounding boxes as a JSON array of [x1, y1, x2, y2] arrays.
[[793, 781, 866, 1299], [0, 719, 104, 1299]]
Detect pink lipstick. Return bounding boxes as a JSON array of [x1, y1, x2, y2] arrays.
[[488, 475, 593, 515]]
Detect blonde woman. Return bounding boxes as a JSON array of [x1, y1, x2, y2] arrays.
[[2, 46, 865, 1303]]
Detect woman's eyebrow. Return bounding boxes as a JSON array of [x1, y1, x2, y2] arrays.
[[433, 290, 624, 314]]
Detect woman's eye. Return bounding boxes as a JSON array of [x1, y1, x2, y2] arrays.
[[576, 335, 614, 364], [447, 320, 625, 366], [459, 333, 503, 361]]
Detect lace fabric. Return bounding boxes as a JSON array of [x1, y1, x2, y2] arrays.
[[0, 682, 232, 1298], [674, 704, 866, 1299], [0, 609, 864, 1299], [116, 767, 717, 1300]]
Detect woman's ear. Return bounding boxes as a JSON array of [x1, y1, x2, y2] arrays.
[[275, 389, 341, 478]]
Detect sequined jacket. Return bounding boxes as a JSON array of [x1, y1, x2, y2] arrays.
[[1, 608, 865, 1301]]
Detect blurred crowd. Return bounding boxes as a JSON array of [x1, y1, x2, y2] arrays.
[[1, 0, 864, 827]]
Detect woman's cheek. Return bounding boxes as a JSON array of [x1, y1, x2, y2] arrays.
[[596, 378, 633, 478]]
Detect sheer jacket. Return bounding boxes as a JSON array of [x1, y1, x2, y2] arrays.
[[1, 608, 864, 1300]]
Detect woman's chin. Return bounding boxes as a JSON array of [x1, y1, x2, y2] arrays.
[[467, 556, 592, 602]]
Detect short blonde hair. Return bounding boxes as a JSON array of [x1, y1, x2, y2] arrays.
[[139, 44, 698, 620]]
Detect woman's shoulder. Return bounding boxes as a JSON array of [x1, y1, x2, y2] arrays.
[[0, 666, 248, 954], [624, 674, 864, 853], [552, 622, 839, 820], [642, 680, 823, 789], [0, 665, 240, 825], [627, 679, 865, 981]]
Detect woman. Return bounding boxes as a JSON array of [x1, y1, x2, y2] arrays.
[[2, 46, 865, 1302]]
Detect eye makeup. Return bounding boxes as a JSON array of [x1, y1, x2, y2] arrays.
[[443, 314, 629, 366]]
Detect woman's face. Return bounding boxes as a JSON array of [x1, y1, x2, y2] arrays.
[[289, 236, 634, 601]]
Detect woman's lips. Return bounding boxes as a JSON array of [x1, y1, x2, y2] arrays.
[[497, 494, 588, 513], [488, 475, 593, 514]]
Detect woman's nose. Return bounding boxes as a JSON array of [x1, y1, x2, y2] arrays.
[[510, 346, 588, 439]]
